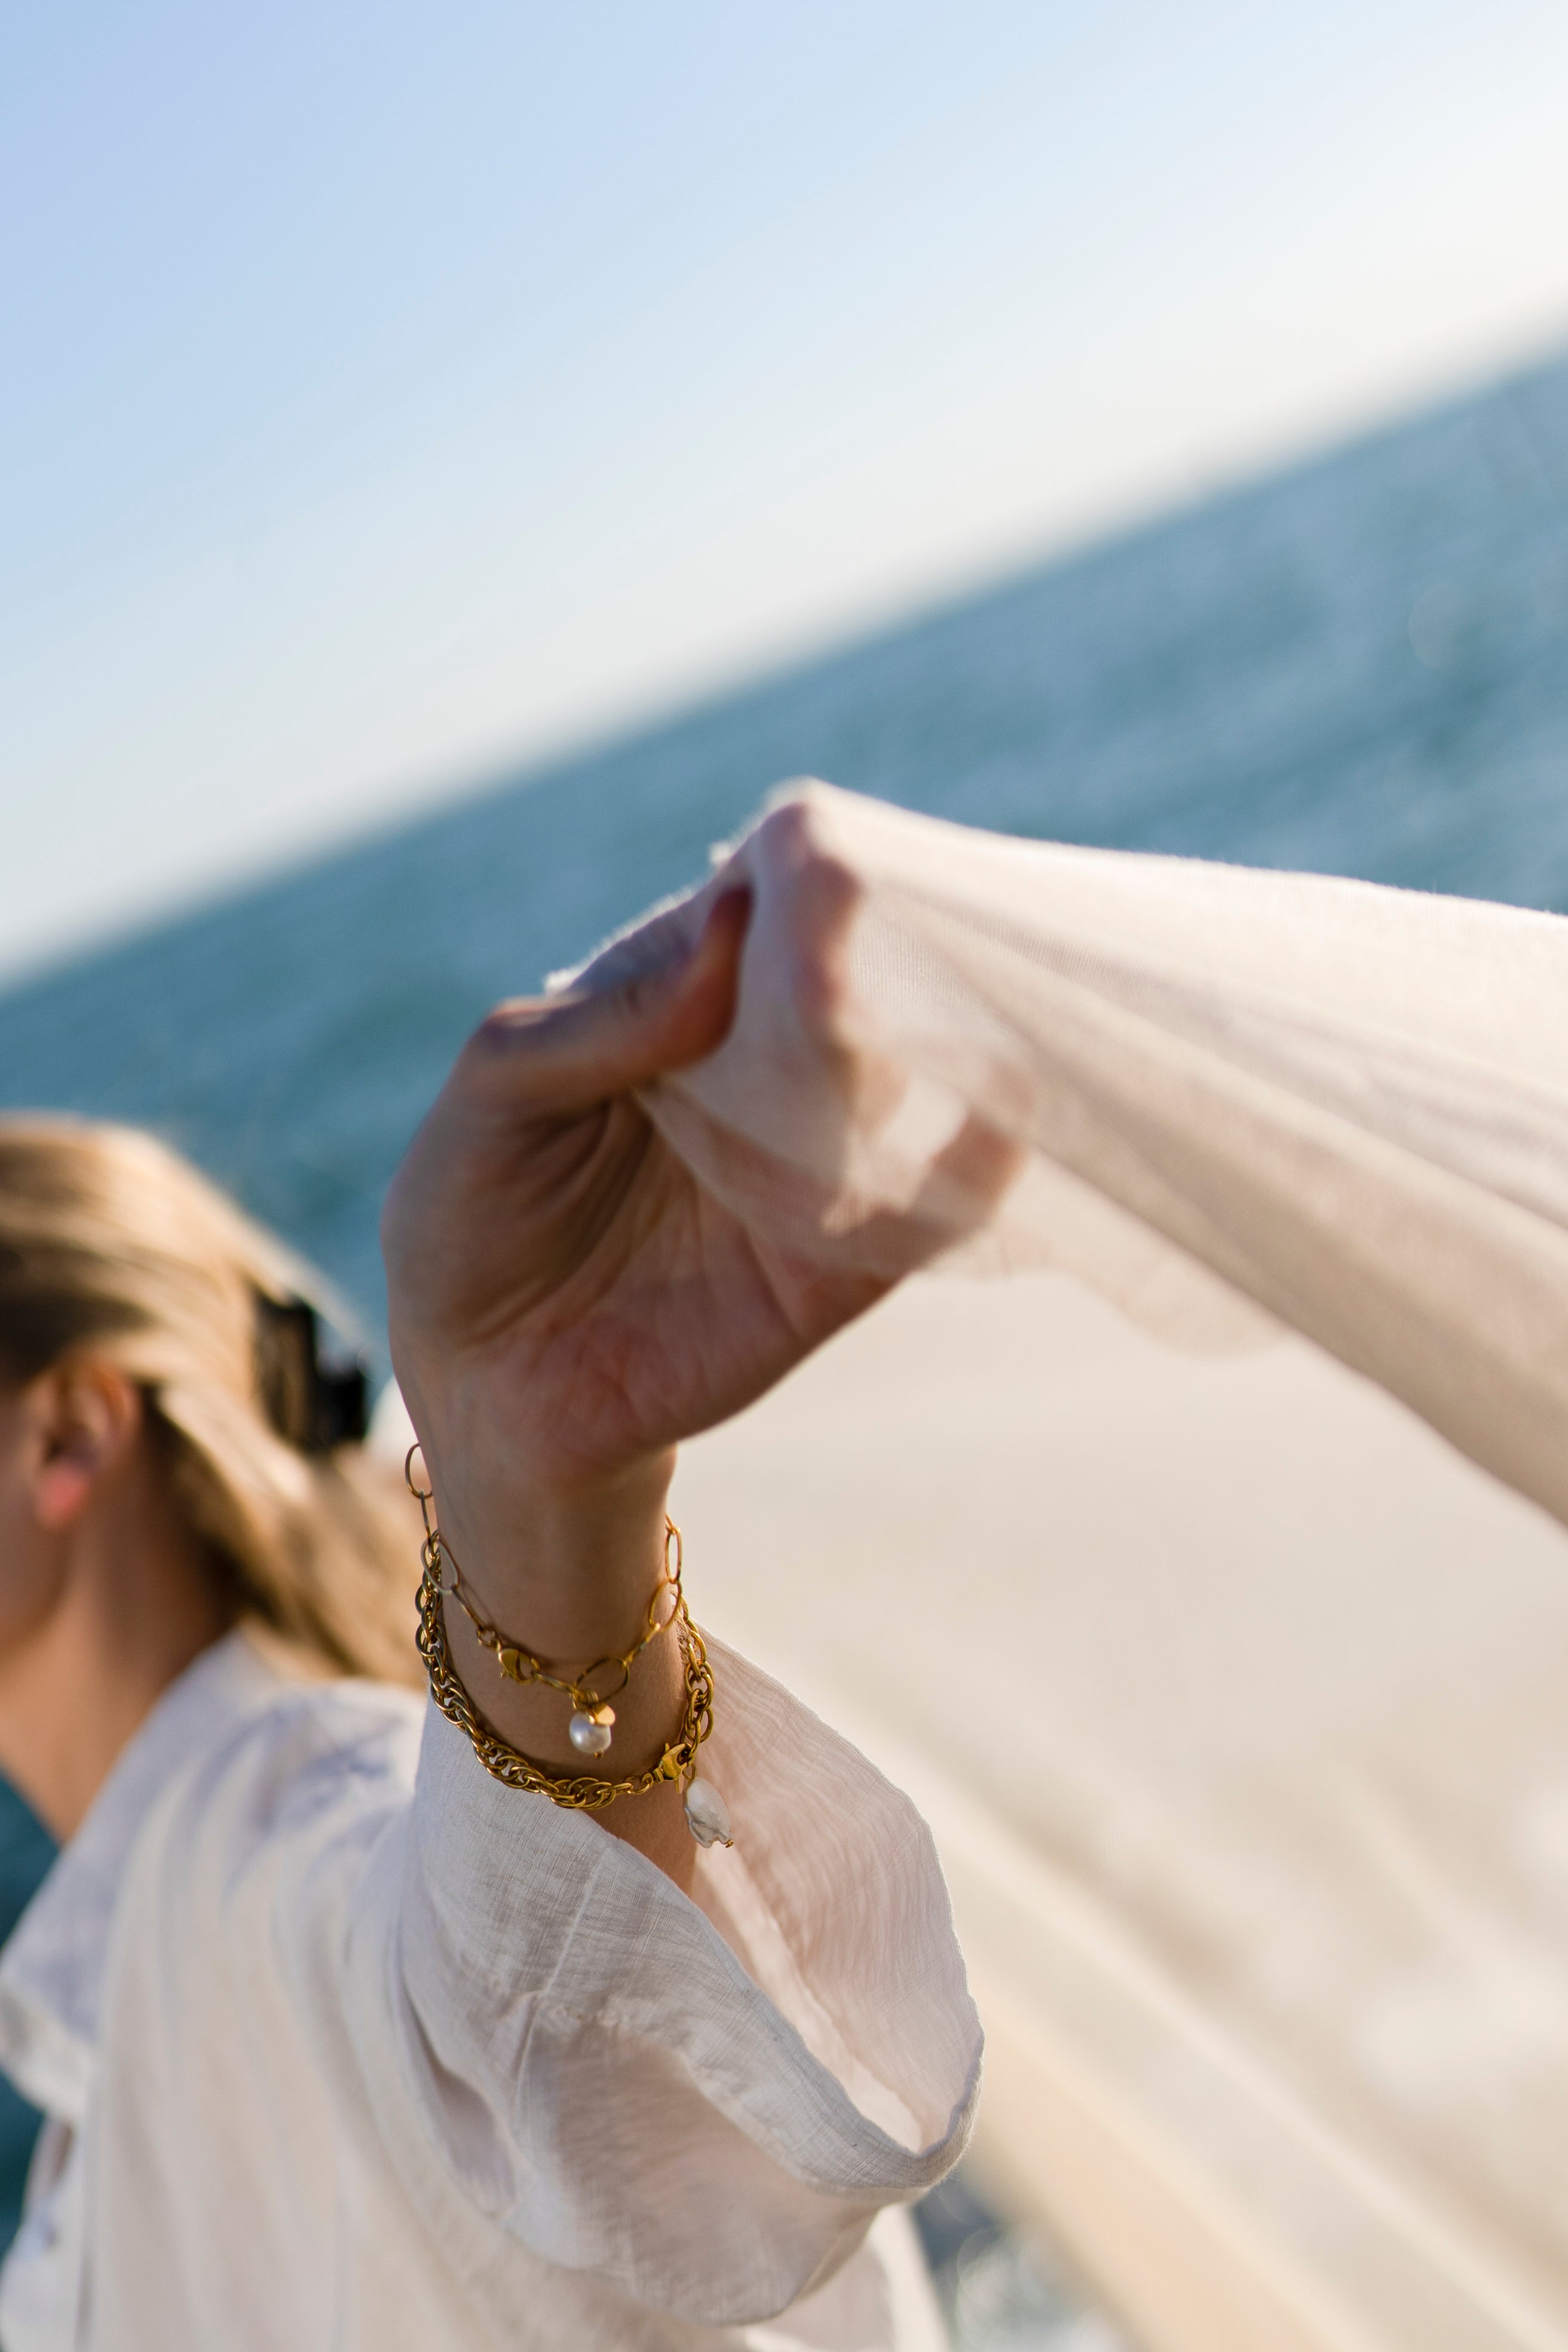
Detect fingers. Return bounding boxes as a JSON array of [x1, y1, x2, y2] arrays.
[[828, 1112, 1024, 1280], [465, 887, 752, 1115]]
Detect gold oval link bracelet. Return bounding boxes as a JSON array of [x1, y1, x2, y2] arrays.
[[405, 1446, 730, 1843]]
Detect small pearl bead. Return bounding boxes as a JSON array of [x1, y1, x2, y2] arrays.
[[569, 1711, 613, 1756], [684, 1777, 734, 1848]]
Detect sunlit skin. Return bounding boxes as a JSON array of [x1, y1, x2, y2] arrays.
[[0, 887, 870, 1875], [0, 856, 1006, 1881], [0, 1365, 226, 1841], [382, 884, 911, 1888]]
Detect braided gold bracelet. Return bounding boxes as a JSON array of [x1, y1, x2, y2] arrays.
[[449, 1515, 683, 1756], [405, 1447, 732, 1847]]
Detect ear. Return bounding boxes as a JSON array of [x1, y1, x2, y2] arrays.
[[26, 1362, 145, 1534]]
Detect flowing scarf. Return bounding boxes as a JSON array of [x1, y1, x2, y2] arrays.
[[577, 783, 1568, 2352]]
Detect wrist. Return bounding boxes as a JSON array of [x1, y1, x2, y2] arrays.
[[418, 1436, 675, 1662], [428, 1476, 692, 1791], [402, 1414, 706, 1888]]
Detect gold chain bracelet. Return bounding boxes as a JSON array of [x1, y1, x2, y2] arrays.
[[405, 1447, 731, 1845], [449, 1516, 682, 1756]]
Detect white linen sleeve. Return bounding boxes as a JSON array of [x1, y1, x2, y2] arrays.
[[388, 1637, 982, 2327]]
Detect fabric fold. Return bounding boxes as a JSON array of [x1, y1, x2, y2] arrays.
[[566, 781, 1568, 1530], [0, 1628, 973, 2346], [394, 1644, 980, 2317]]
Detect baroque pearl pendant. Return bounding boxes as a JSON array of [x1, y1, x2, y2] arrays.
[[568, 1707, 614, 1756], [683, 1776, 734, 1849]]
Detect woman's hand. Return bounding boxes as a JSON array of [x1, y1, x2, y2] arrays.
[[382, 840, 1010, 1873], [381, 878, 912, 1605], [382, 883, 902, 1870], [382, 888, 894, 1530]]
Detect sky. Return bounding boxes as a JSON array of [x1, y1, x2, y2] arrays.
[[4, 0, 1568, 981]]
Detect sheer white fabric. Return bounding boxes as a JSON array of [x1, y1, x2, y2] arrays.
[[572, 780, 1568, 1526], [0, 1628, 973, 2350], [564, 782, 1568, 2352]]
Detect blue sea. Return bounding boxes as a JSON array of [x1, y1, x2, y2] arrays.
[[4, 347, 1568, 1350], [1, 348, 1567, 2320]]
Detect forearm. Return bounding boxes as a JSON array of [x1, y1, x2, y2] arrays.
[[378, 884, 825, 1892], [414, 1408, 696, 1885]]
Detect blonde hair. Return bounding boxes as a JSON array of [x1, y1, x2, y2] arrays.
[[0, 1115, 419, 1686]]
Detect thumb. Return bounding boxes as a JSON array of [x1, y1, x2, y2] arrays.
[[465, 887, 752, 1114]]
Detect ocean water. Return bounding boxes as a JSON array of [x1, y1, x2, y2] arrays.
[[0, 348, 1566, 2327], [3, 346, 1567, 1345]]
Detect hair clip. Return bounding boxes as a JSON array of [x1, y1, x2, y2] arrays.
[[254, 1293, 369, 1452]]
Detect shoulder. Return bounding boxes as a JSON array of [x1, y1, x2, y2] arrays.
[[145, 1674, 425, 1900], [88, 1680, 430, 2153]]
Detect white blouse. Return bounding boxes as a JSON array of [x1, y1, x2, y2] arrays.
[[0, 1628, 978, 2349]]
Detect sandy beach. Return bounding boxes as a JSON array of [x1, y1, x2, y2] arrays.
[[674, 1272, 1568, 2350]]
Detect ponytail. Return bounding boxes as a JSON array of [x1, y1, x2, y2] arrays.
[[0, 1117, 419, 1686]]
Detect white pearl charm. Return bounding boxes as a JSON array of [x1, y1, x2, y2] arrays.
[[568, 1708, 614, 1756], [683, 1776, 734, 1849]]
